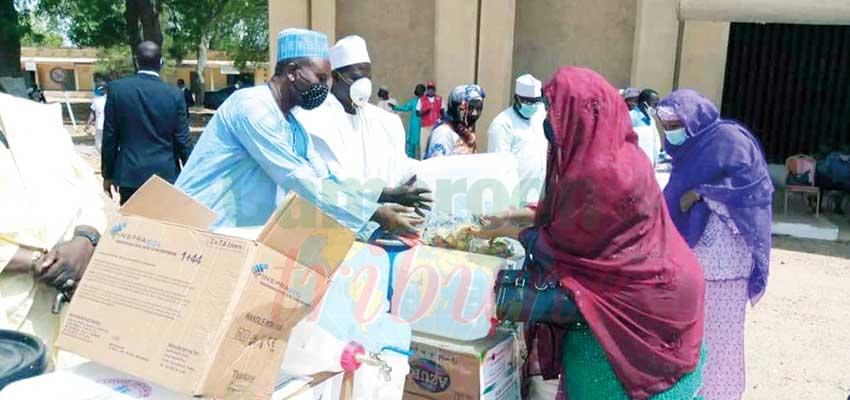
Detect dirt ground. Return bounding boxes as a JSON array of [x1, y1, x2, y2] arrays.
[[73, 143, 850, 400], [746, 236, 850, 399]]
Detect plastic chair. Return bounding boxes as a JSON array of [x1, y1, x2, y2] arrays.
[[784, 154, 820, 217]]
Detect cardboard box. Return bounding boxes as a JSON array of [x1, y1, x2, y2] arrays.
[[56, 177, 355, 399], [404, 331, 520, 400]]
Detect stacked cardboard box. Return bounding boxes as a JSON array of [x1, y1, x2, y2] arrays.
[[55, 177, 355, 399]]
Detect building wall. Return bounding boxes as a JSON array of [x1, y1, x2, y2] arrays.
[[631, 0, 680, 95], [336, 0, 435, 106], [75, 64, 95, 91], [254, 67, 270, 85], [36, 63, 74, 90], [513, 0, 637, 89], [677, 21, 731, 107]]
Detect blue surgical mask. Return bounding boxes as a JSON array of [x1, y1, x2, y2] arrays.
[[665, 128, 687, 146], [517, 102, 540, 119]]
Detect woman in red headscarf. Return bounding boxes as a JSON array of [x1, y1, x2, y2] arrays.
[[476, 67, 706, 399]]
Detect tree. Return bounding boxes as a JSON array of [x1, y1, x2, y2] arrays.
[[165, 0, 267, 106], [94, 46, 135, 81], [39, 0, 164, 66], [37, 0, 126, 48], [21, 13, 65, 47], [125, 0, 163, 54], [0, 0, 25, 78]]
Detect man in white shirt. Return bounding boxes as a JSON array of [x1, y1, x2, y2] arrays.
[[85, 85, 107, 152], [487, 74, 548, 205], [376, 85, 398, 114], [295, 36, 423, 201]]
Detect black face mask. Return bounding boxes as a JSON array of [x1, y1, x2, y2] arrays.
[[292, 71, 329, 110], [543, 119, 554, 142]]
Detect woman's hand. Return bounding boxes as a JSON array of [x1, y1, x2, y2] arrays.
[[680, 190, 702, 212], [470, 214, 514, 240], [470, 208, 536, 240]]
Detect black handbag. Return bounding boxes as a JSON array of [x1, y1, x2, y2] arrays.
[[494, 231, 577, 326]]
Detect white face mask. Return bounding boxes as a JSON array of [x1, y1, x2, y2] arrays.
[[349, 77, 373, 107]]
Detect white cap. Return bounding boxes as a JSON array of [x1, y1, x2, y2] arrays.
[[329, 35, 371, 70], [515, 74, 542, 98]]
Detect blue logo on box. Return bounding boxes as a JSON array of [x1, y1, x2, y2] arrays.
[[109, 222, 127, 237], [410, 358, 451, 393], [252, 263, 269, 276]]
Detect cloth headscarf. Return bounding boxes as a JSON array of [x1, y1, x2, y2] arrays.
[[437, 84, 485, 147], [535, 67, 705, 399], [658, 89, 773, 304]]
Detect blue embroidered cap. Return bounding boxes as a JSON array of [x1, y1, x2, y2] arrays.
[[277, 28, 329, 61]]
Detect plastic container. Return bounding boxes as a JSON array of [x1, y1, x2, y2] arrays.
[[281, 320, 365, 376], [312, 243, 411, 353], [415, 153, 521, 220], [390, 246, 509, 341], [0, 330, 47, 391]]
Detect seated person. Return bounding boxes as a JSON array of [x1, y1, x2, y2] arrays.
[[817, 145, 850, 213]]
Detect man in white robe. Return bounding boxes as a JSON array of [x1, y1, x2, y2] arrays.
[[487, 74, 548, 205], [294, 36, 418, 192]]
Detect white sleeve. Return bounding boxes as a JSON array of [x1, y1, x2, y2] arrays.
[[487, 117, 512, 153], [415, 99, 421, 112]]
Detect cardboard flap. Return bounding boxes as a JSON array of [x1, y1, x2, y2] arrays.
[[257, 193, 355, 278], [120, 176, 217, 229]]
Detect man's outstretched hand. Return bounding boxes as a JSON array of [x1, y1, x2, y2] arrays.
[[379, 177, 433, 215], [372, 204, 425, 235]]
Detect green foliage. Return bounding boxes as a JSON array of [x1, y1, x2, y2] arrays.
[[216, 0, 268, 68], [38, 0, 126, 48], [20, 13, 65, 47], [94, 46, 134, 81], [164, 0, 267, 65]]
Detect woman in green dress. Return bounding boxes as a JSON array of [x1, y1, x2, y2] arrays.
[[393, 84, 426, 159], [476, 67, 706, 399]]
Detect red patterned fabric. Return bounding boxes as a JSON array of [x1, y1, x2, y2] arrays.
[[535, 67, 705, 399]]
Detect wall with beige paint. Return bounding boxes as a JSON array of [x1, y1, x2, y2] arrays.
[[37, 63, 73, 90], [677, 21, 730, 107], [75, 64, 95, 91], [630, 0, 679, 95], [477, 0, 516, 151], [513, 0, 637, 89], [336, 0, 435, 129]]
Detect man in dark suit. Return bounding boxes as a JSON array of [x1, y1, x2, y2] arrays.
[[102, 41, 193, 204], [177, 78, 194, 113]]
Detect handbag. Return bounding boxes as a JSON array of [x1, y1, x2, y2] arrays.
[[494, 230, 577, 326]]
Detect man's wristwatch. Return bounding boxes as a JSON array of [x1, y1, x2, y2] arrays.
[[74, 229, 101, 247]]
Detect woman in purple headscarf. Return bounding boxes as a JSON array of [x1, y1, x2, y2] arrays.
[[657, 89, 774, 400]]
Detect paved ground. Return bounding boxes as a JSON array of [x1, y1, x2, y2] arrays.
[[73, 143, 850, 400]]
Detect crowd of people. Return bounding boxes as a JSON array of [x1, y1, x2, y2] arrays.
[[0, 27, 783, 400]]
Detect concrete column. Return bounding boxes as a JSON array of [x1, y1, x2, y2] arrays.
[[434, 0, 478, 99], [476, 0, 516, 152], [677, 21, 730, 107], [310, 0, 336, 44], [268, 0, 310, 66], [630, 0, 679, 95]]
